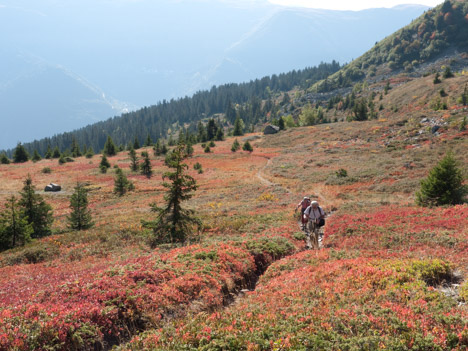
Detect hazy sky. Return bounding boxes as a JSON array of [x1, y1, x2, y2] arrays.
[[267, 0, 443, 11]]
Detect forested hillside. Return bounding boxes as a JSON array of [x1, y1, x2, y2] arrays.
[[4, 62, 340, 157], [313, 0, 468, 92]]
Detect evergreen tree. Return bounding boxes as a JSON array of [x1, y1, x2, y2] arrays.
[[133, 136, 140, 150], [215, 127, 224, 141], [44, 145, 52, 159], [233, 117, 245, 136], [32, 149, 42, 162], [186, 142, 194, 157], [1, 153, 11, 164], [68, 183, 94, 230], [140, 151, 152, 178], [161, 142, 169, 155], [242, 141, 253, 152], [85, 147, 94, 159], [103, 136, 117, 156], [416, 152, 467, 207], [114, 167, 133, 196], [225, 101, 237, 123], [71, 137, 82, 157], [461, 85, 468, 106], [153, 139, 162, 156], [193, 162, 203, 174], [142, 143, 201, 245], [129, 147, 139, 171], [207, 119, 217, 140], [144, 134, 153, 147], [52, 146, 61, 159], [0, 196, 32, 251], [278, 116, 286, 130], [18, 175, 53, 238], [460, 116, 467, 131], [100, 154, 111, 173], [13, 143, 29, 163], [231, 139, 241, 152], [433, 72, 441, 84], [58, 154, 66, 165], [204, 145, 211, 153], [197, 121, 208, 142], [352, 99, 369, 121], [168, 135, 176, 146], [443, 66, 454, 79]]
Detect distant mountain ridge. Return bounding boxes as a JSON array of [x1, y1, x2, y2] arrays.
[[0, 0, 430, 150]]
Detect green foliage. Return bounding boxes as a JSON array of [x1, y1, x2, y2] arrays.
[[336, 168, 348, 178], [32, 149, 42, 162], [58, 154, 66, 165], [208, 140, 215, 147], [133, 136, 140, 150], [41, 167, 52, 174], [103, 136, 117, 156], [114, 167, 134, 196], [242, 141, 253, 152], [140, 151, 152, 178], [99, 154, 111, 173], [68, 183, 94, 231], [433, 72, 442, 84], [351, 98, 369, 121], [13, 143, 29, 163], [0, 196, 32, 252], [278, 116, 285, 130], [193, 162, 203, 174], [204, 145, 211, 153], [144, 134, 153, 147], [142, 143, 201, 246], [416, 152, 467, 207], [128, 147, 139, 172], [0, 153, 10, 164], [52, 146, 61, 158], [233, 117, 245, 136], [85, 147, 94, 159], [231, 139, 241, 152], [460, 85, 468, 106], [460, 116, 467, 131], [70, 137, 82, 158], [442, 66, 454, 79], [19, 175, 54, 238]]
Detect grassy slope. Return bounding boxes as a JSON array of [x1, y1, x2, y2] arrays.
[[0, 70, 467, 350]]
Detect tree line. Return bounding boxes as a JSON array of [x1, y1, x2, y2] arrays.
[[2, 62, 340, 158]]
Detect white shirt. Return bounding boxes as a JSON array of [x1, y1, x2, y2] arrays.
[[305, 206, 324, 220]]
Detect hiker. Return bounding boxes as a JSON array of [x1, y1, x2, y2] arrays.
[[295, 196, 311, 230], [305, 201, 325, 228]]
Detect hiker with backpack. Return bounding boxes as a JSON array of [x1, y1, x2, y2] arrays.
[[295, 196, 311, 230], [305, 200, 325, 228]]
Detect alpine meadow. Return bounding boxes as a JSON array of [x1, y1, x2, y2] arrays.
[[0, 1, 467, 350]]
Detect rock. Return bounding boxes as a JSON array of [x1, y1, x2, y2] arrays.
[[431, 125, 441, 134], [44, 183, 61, 192], [263, 125, 280, 135], [421, 118, 429, 123]]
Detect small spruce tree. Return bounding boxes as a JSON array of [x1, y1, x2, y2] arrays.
[[32, 149, 42, 162], [19, 175, 53, 238], [129, 147, 139, 171], [242, 141, 253, 152], [433, 72, 441, 84], [443, 66, 454, 79], [416, 152, 467, 207], [52, 146, 61, 158], [278, 116, 286, 130], [100, 154, 111, 173], [103, 136, 117, 156], [233, 117, 244, 136], [114, 167, 133, 196], [231, 139, 241, 152], [204, 145, 211, 153], [85, 147, 94, 159], [142, 143, 201, 245], [44, 145, 52, 159], [13, 143, 29, 163], [140, 151, 152, 178], [0, 153, 10, 164], [0, 196, 32, 251], [68, 183, 94, 230]]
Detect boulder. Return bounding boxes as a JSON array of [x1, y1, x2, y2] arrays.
[[431, 125, 440, 134], [44, 183, 61, 192], [263, 125, 280, 135]]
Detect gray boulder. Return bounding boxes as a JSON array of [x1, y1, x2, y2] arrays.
[[44, 183, 61, 192], [263, 125, 280, 135]]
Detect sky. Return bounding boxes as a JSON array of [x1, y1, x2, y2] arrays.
[[267, 0, 443, 11]]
